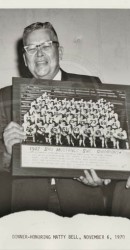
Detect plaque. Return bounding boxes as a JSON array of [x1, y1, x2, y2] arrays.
[[12, 77, 130, 179]]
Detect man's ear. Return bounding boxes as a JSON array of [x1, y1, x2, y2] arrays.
[[23, 53, 27, 67], [59, 46, 63, 61]]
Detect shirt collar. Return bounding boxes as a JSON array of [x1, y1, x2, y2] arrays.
[[53, 69, 62, 80]]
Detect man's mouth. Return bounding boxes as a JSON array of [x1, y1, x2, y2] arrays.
[[36, 60, 48, 65]]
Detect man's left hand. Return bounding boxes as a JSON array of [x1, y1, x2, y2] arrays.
[[75, 169, 111, 187], [126, 176, 130, 188]]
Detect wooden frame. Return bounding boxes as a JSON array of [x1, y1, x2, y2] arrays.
[[12, 77, 130, 179]]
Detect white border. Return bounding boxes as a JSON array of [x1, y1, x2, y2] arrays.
[[0, 0, 130, 9]]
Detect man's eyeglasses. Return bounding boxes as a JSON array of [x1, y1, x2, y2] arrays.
[[24, 40, 59, 55]]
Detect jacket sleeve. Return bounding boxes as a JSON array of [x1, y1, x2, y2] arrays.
[[0, 87, 11, 172]]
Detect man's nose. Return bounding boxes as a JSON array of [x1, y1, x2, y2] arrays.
[[36, 46, 45, 56]]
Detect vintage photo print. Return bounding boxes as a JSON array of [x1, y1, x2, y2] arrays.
[[1, 4, 130, 250]]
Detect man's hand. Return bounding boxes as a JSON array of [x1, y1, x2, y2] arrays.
[[126, 176, 130, 189], [3, 121, 27, 155], [75, 169, 111, 187]]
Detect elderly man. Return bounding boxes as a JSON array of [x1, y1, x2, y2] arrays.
[[0, 22, 115, 217]]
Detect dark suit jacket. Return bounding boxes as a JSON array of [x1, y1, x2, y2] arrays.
[[0, 70, 114, 217]]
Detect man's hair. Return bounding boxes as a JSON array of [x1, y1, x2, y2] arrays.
[[23, 22, 59, 45]]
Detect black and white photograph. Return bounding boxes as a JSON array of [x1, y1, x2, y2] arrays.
[[21, 84, 129, 150], [0, 4, 130, 250]]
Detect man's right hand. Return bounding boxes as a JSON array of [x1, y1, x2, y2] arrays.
[[3, 121, 27, 155]]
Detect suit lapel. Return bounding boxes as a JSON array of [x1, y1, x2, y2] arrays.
[[60, 69, 69, 81]]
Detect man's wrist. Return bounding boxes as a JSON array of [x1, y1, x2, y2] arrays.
[[3, 150, 11, 171]]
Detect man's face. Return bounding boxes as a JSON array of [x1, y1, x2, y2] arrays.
[[23, 29, 61, 79]]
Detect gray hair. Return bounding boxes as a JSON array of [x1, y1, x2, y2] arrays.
[[23, 22, 59, 45]]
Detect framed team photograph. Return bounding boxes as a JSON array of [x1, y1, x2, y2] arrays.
[[12, 77, 130, 179]]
